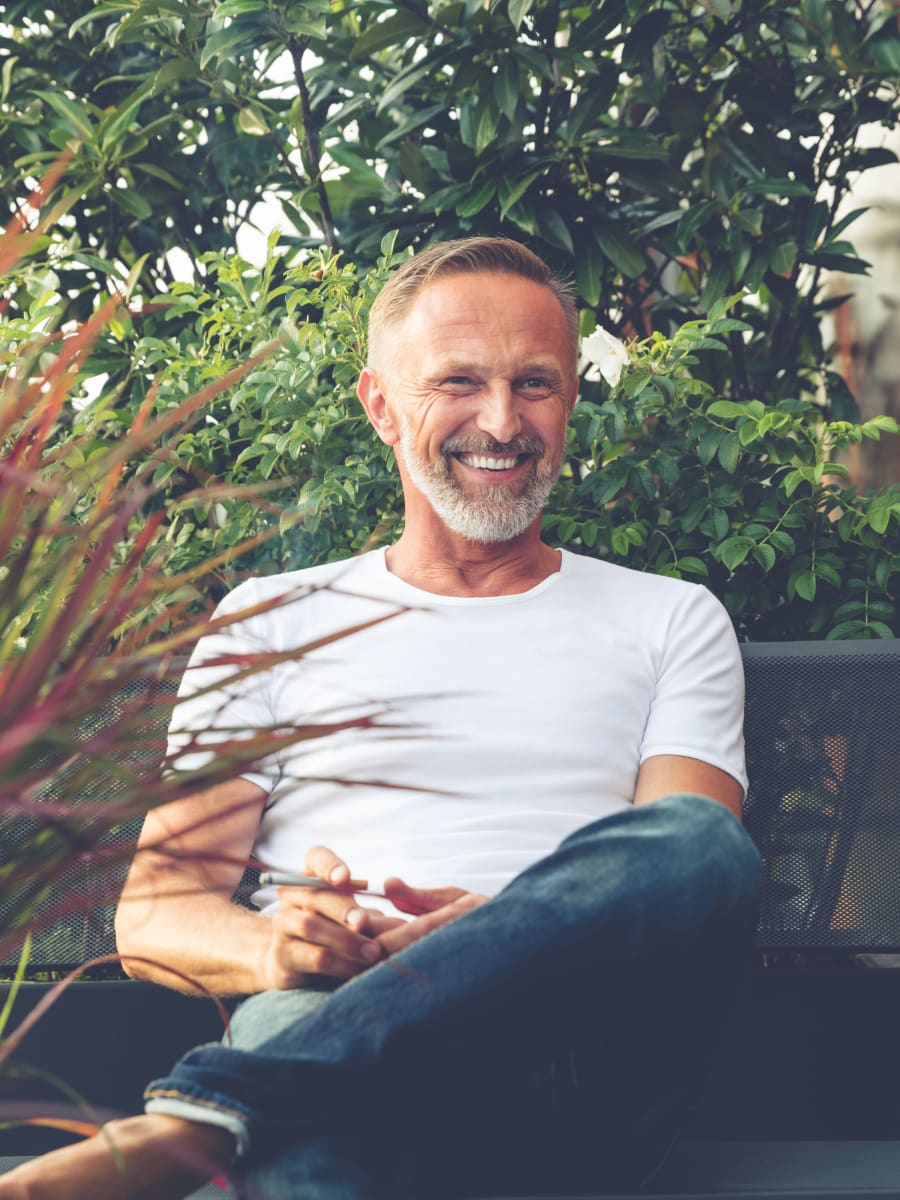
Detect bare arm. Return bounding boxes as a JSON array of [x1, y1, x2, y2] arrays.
[[633, 753, 744, 819], [115, 780, 386, 996], [371, 756, 744, 958]]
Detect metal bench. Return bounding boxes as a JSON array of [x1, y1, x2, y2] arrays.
[[2, 639, 899, 1197]]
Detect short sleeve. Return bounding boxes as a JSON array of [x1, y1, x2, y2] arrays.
[[165, 579, 280, 793], [639, 586, 747, 793]]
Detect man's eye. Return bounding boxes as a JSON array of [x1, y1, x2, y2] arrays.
[[520, 377, 551, 393], [443, 376, 476, 388]]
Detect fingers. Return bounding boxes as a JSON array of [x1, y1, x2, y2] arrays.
[[382, 876, 469, 916], [261, 847, 385, 990], [304, 844, 354, 888], [377, 891, 488, 956], [263, 896, 384, 990], [363, 912, 407, 935]]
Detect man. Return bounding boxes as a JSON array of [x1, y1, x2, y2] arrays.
[[4, 238, 761, 1199]]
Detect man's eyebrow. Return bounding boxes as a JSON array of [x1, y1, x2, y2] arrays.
[[428, 360, 564, 378]]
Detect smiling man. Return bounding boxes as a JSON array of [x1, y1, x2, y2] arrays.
[[3, 239, 762, 1200], [363, 266, 575, 553]]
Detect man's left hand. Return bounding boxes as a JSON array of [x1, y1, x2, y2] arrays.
[[375, 879, 489, 955]]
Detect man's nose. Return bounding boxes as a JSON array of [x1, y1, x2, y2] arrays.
[[474, 383, 521, 444]]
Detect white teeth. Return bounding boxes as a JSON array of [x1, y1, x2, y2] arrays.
[[459, 454, 518, 470]]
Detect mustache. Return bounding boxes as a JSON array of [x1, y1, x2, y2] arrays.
[[441, 434, 545, 457]]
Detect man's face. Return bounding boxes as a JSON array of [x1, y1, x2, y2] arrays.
[[366, 271, 577, 543]]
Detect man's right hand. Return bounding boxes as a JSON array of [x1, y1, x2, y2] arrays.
[[259, 845, 399, 990]]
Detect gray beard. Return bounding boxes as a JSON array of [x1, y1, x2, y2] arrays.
[[397, 418, 561, 544]]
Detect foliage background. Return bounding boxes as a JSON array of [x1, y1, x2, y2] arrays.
[[2, 0, 900, 638]]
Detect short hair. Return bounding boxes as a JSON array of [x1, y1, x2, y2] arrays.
[[366, 237, 578, 370]]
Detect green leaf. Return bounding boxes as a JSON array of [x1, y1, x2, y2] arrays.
[[698, 428, 724, 465], [216, 0, 267, 15], [328, 143, 388, 193], [474, 106, 498, 156], [738, 420, 760, 447], [497, 168, 544, 219], [508, 0, 534, 30], [575, 240, 604, 308], [707, 400, 749, 418], [99, 92, 147, 152], [1, 53, 17, 105], [678, 556, 709, 577], [794, 570, 817, 601], [681, 500, 708, 533], [200, 26, 251, 71], [656, 453, 679, 486], [768, 530, 796, 556], [806, 252, 872, 275], [826, 620, 869, 640], [110, 187, 152, 219], [593, 222, 645, 278], [717, 432, 740, 473], [863, 414, 900, 436], [826, 207, 869, 243], [590, 465, 628, 505], [351, 10, 428, 58], [720, 535, 754, 571], [752, 543, 776, 573], [769, 240, 798, 275], [377, 59, 437, 114], [540, 209, 574, 255], [494, 58, 520, 121], [868, 621, 896, 639], [784, 469, 806, 498], [676, 200, 720, 253], [743, 178, 813, 198], [237, 106, 270, 136], [456, 178, 495, 218], [872, 36, 900, 72], [815, 563, 841, 588], [558, 516, 577, 542], [32, 89, 94, 140], [869, 507, 891, 534], [701, 260, 731, 310]]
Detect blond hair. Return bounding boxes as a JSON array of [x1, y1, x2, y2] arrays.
[[367, 237, 578, 369]]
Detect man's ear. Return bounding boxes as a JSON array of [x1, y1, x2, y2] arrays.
[[357, 367, 401, 446]]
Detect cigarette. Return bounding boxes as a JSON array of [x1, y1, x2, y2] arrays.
[[259, 871, 386, 898]]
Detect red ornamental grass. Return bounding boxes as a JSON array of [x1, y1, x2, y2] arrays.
[[0, 161, 407, 983]]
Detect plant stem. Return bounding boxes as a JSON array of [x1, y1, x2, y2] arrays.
[[288, 36, 337, 252]]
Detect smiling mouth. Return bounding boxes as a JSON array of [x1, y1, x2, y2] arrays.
[[453, 452, 529, 471]]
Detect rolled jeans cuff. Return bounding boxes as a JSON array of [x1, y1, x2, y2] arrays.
[[145, 1090, 250, 1158]]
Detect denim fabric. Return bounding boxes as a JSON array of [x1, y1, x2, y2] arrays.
[[145, 794, 762, 1198]]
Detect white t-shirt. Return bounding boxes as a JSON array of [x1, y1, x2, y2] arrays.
[[167, 549, 747, 912]]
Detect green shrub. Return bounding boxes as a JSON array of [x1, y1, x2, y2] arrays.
[[63, 235, 899, 639]]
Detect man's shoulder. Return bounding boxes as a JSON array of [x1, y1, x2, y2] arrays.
[[224, 550, 384, 606], [560, 549, 707, 605], [558, 550, 733, 646]]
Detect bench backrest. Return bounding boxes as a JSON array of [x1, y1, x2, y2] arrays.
[[2, 639, 898, 968], [741, 639, 900, 951]]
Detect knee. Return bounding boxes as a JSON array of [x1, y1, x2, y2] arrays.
[[654, 793, 763, 922]]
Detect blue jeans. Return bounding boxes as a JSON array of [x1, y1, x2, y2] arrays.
[[145, 795, 762, 1198]]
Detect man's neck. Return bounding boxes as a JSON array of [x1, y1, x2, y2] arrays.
[[384, 524, 562, 598]]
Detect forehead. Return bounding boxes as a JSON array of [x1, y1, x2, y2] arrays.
[[395, 271, 574, 371]]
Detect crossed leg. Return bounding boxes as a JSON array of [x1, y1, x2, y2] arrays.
[[1, 796, 762, 1200]]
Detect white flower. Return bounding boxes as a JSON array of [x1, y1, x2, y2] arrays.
[[580, 327, 629, 388]]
